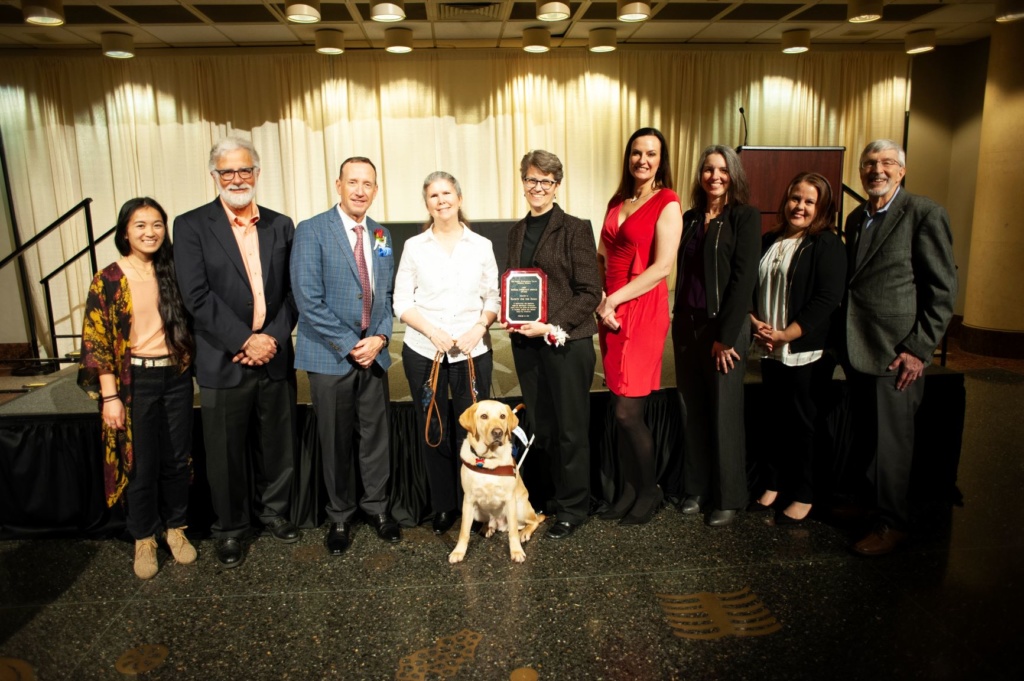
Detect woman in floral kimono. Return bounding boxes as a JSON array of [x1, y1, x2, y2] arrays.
[[79, 197, 195, 579]]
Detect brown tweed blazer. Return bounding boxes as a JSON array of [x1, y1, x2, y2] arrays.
[[506, 204, 602, 340]]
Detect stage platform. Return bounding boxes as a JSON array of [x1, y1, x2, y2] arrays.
[[0, 329, 965, 539]]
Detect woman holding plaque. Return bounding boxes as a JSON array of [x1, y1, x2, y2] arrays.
[[672, 145, 760, 527], [78, 197, 196, 579], [596, 128, 683, 525], [394, 171, 500, 535], [505, 150, 602, 540], [749, 172, 846, 524]]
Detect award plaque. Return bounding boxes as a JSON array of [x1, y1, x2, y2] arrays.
[[501, 268, 548, 329]]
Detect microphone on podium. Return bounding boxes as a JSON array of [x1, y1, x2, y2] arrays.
[[739, 106, 749, 148]]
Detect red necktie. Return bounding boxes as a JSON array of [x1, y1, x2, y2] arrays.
[[353, 225, 371, 330]]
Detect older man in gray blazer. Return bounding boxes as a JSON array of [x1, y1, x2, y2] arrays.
[[841, 139, 957, 556], [291, 157, 399, 556]]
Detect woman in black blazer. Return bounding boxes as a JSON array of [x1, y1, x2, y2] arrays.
[[672, 145, 761, 527], [505, 150, 603, 540], [749, 172, 847, 524]]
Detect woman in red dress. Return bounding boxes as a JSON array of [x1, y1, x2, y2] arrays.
[[596, 128, 683, 525]]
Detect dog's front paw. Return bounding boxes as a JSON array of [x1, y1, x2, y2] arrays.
[[510, 548, 526, 563], [520, 529, 534, 543], [448, 548, 466, 564]]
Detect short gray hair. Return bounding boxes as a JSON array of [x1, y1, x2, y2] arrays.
[[861, 139, 906, 167], [208, 136, 261, 172]]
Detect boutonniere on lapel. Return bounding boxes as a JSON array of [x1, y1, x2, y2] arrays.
[[374, 229, 392, 257]]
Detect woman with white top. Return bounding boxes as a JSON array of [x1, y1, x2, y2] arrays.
[[749, 172, 846, 524], [393, 171, 501, 535]]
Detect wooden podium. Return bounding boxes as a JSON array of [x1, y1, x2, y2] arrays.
[[737, 146, 845, 233]]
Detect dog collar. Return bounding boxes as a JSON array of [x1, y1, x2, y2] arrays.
[[462, 459, 516, 477]]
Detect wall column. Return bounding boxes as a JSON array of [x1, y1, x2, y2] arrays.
[[961, 20, 1024, 357]]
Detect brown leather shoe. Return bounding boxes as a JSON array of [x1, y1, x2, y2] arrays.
[[853, 524, 908, 556]]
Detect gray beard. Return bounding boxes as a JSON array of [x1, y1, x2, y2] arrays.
[[220, 184, 255, 211], [865, 176, 892, 198]]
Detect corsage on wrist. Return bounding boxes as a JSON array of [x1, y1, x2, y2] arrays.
[[544, 325, 568, 347]]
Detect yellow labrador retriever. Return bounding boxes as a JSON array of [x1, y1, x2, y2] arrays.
[[448, 400, 544, 564]]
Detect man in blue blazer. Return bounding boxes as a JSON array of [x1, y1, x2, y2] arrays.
[[841, 139, 957, 556], [174, 137, 300, 568], [291, 157, 399, 556]]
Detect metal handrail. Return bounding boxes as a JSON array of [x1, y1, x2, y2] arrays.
[[0, 197, 99, 364], [39, 224, 116, 360]]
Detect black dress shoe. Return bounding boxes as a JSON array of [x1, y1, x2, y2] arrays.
[[324, 523, 351, 556], [432, 510, 458, 535], [545, 520, 578, 540], [679, 495, 703, 515], [266, 517, 300, 544], [707, 509, 738, 527], [367, 513, 401, 543], [215, 538, 244, 568]]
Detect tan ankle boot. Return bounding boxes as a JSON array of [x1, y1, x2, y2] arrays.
[[165, 527, 197, 565], [134, 536, 158, 579]]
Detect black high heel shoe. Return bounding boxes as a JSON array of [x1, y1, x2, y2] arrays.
[[599, 484, 637, 521], [620, 486, 664, 526]]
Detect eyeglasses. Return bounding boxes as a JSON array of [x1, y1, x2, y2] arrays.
[[523, 177, 557, 190], [860, 159, 902, 171], [214, 167, 256, 180]]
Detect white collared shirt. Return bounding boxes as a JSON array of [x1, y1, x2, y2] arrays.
[[393, 224, 500, 362], [337, 205, 374, 289]]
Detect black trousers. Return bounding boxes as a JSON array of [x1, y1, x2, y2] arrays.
[[511, 336, 594, 523], [198, 368, 296, 539], [759, 356, 835, 505], [846, 367, 926, 529], [125, 364, 194, 540], [673, 313, 751, 511], [402, 347, 492, 514], [308, 365, 391, 524]]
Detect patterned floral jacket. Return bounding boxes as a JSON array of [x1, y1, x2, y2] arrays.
[[77, 263, 135, 507]]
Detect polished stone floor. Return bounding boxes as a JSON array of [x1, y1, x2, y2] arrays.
[[1, 343, 1023, 680]]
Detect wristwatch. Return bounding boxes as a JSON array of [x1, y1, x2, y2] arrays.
[[377, 334, 389, 347]]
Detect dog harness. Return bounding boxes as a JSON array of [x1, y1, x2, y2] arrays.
[[461, 459, 516, 477]]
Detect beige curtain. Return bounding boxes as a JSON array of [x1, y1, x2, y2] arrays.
[[0, 49, 909, 356]]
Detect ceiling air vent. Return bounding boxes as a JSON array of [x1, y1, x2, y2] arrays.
[[437, 3, 503, 21]]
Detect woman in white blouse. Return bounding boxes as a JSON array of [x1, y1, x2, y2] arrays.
[[393, 171, 501, 535], [749, 172, 846, 525]]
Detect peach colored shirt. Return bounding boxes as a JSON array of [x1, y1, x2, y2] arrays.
[[221, 199, 266, 332], [121, 261, 169, 357]]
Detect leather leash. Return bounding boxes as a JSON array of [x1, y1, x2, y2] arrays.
[[425, 351, 477, 448]]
